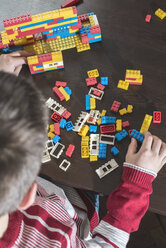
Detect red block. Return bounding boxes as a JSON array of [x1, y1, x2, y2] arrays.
[[18, 27, 45, 37], [51, 112, 62, 123], [153, 111, 161, 123], [61, 0, 80, 8], [128, 129, 133, 136], [56, 81, 67, 87], [6, 29, 14, 35], [86, 77, 97, 86], [81, 33, 89, 44], [93, 90, 101, 97], [78, 14, 89, 22], [100, 124, 115, 134], [122, 121, 130, 128], [110, 101, 121, 113], [52, 86, 65, 101], [90, 25, 101, 35], [54, 123, 60, 135], [48, 17, 64, 26], [145, 14, 151, 23], [61, 110, 71, 119], [3, 14, 32, 27], [66, 144, 75, 157], [71, 21, 82, 30], [97, 83, 105, 91], [38, 53, 52, 63]]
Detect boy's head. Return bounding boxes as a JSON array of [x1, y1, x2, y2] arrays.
[[0, 71, 47, 217]]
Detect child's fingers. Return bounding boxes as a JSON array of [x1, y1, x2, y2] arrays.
[[10, 50, 34, 57], [141, 132, 153, 150], [151, 136, 162, 154], [14, 65, 22, 76], [159, 142, 166, 160], [11, 56, 27, 66], [127, 138, 137, 155]]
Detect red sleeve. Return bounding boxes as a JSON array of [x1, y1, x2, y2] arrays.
[[103, 166, 155, 233]]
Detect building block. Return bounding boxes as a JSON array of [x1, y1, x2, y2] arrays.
[[110, 101, 121, 113], [115, 129, 128, 142], [66, 144, 75, 157], [145, 15, 151, 23], [93, 90, 101, 97], [73, 111, 90, 132], [50, 142, 65, 159], [56, 81, 67, 87], [54, 123, 60, 135], [100, 124, 115, 134], [101, 109, 107, 117], [81, 136, 89, 158], [96, 159, 119, 179], [87, 110, 100, 125], [100, 134, 115, 145], [122, 121, 130, 128], [52, 135, 61, 144], [130, 129, 144, 143], [59, 159, 71, 171], [117, 80, 129, 90], [49, 124, 55, 132], [51, 112, 62, 123], [116, 119, 122, 132], [59, 86, 70, 101], [155, 8, 166, 19], [89, 125, 97, 133], [42, 148, 51, 163], [78, 125, 89, 136], [87, 69, 99, 78], [153, 111, 161, 123], [96, 118, 101, 126], [97, 83, 105, 91], [48, 131, 55, 139], [101, 116, 116, 124], [111, 146, 119, 156], [88, 87, 104, 100], [53, 86, 65, 101], [64, 86, 72, 95], [101, 77, 108, 86], [89, 134, 99, 156], [46, 140, 54, 151], [59, 118, 66, 128], [128, 129, 133, 136], [66, 121, 74, 131], [90, 97, 96, 110], [127, 105, 133, 114], [125, 69, 141, 79], [86, 94, 91, 111], [98, 143, 107, 159], [61, 0, 81, 8], [140, 114, 152, 133], [86, 77, 97, 86], [90, 155, 98, 162], [61, 110, 71, 119], [119, 108, 127, 116]]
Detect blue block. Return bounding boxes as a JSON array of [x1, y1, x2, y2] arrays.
[[101, 116, 116, 124], [87, 12, 95, 16], [115, 129, 128, 142], [89, 125, 97, 133], [101, 77, 108, 86], [111, 146, 119, 156], [89, 37, 102, 44], [86, 95, 90, 111], [64, 87, 72, 95], [59, 118, 66, 129], [20, 19, 54, 30], [99, 143, 107, 159], [130, 129, 144, 143], [1, 45, 23, 54], [57, 16, 78, 23], [52, 135, 61, 144], [66, 121, 73, 131], [36, 65, 43, 68]]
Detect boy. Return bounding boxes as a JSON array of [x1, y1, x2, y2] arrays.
[[0, 52, 166, 248]]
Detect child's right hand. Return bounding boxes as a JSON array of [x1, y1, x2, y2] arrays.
[[126, 131, 166, 174]]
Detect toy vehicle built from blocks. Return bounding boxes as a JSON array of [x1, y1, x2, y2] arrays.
[[0, 7, 102, 74]]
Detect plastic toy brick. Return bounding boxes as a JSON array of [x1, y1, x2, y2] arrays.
[[46, 140, 54, 151], [54, 123, 60, 135], [122, 121, 130, 128], [130, 129, 144, 143], [116, 119, 122, 132], [61, 0, 81, 8], [98, 143, 107, 159], [73, 111, 90, 132], [117, 80, 129, 90], [145, 15, 151, 22], [87, 69, 99, 78], [52, 135, 61, 144], [50, 142, 65, 159], [3, 14, 32, 28], [61, 110, 71, 120], [64, 86, 72, 96], [59, 86, 70, 101], [90, 25, 101, 35], [125, 70, 141, 79], [111, 146, 119, 156], [127, 105, 133, 114], [59, 159, 71, 171], [96, 118, 101, 126], [101, 109, 106, 117], [119, 108, 127, 116], [93, 90, 101, 97], [90, 155, 98, 162], [86, 94, 91, 111], [89, 125, 97, 133], [100, 124, 115, 134], [97, 83, 105, 91], [100, 134, 115, 145], [41, 148, 51, 163], [128, 129, 133, 136], [48, 131, 55, 139], [90, 97, 96, 110], [86, 77, 97, 86], [81, 136, 89, 158], [101, 77, 108, 86], [78, 14, 89, 22], [88, 87, 104, 100], [80, 33, 89, 44], [66, 144, 75, 157], [59, 118, 66, 128], [56, 81, 67, 87], [115, 129, 128, 142], [155, 8, 166, 20], [66, 121, 74, 131], [140, 114, 152, 133], [53, 86, 65, 101], [153, 111, 161, 123], [78, 125, 89, 136], [51, 112, 62, 123], [49, 124, 55, 132], [110, 101, 121, 113], [101, 116, 116, 124], [87, 110, 100, 125], [96, 159, 119, 179], [89, 134, 99, 156]]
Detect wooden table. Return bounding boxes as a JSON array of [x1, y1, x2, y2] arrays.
[[22, 0, 166, 216]]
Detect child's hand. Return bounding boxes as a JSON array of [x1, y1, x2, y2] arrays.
[[0, 50, 33, 76], [126, 131, 166, 174]]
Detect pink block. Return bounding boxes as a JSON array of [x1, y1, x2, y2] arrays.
[[66, 144, 75, 157], [56, 81, 67, 87], [61, 110, 71, 119], [86, 77, 97, 86], [122, 121, 130, 128], [90, 25, 101, 35], [54, 123, 60, 135], [153, 111, 161, 123], [145, 15, 151, 23], [93, 90, 101, 97], [97, 83, 105, 91], [52, 86, 65, 101]]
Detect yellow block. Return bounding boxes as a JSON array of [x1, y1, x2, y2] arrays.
[[78, 125, 89, 136], [117, 80, 129, 90], [90, 155, 98, 162], [116, 119, 122, 132], [49, 124, 54, 132], [155, 8, 166, 19], [87, 69, 99, 78], [125, 70, 141, 78], [90, 97, 96, 110], [27, 55, 39, 65], [96, 118, 101, 126], [140, 114, 152, 133], [101, 109, 106, 117], [48, 132, 55, 139], [119, 108, 127, 116], [81, 136, 89, 145], [127, 105, 133, 113], [59, 86, 70, 101]]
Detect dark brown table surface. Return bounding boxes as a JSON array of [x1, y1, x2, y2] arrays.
[[23, 0, 166, 215]]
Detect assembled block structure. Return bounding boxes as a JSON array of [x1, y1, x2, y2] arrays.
[[0, 7, 102, 74]]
